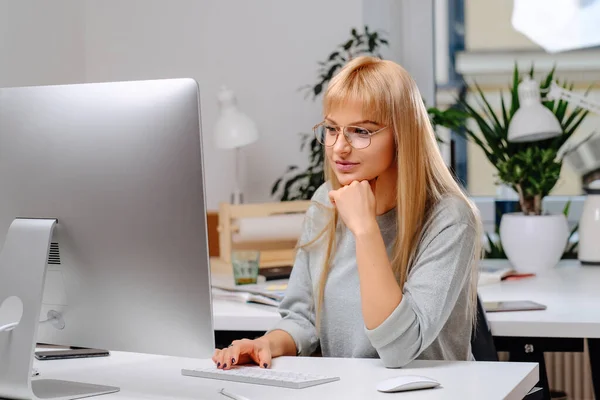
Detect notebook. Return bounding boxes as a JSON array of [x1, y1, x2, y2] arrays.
[[211, 287, 281, 307], [478, 260, 534, 286], [211, 275, 287, 307]]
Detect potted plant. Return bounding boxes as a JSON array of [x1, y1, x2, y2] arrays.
[[429, 65, 591, 272]]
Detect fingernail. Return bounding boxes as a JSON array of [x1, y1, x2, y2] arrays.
[[263, 363, 268, 368], [231, 358, 235, 364], [223, 364, 227, 368], [217, 362, 221, 367]]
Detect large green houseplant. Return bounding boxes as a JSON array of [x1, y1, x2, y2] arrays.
[[429, 65, 590, 271], [429, 65, 589, 215]]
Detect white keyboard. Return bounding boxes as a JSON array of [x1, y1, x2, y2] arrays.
[[181, 366, 340, 389]]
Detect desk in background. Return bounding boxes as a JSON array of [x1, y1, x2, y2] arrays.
[[211, 258, 600, 399], [34, 350, 538, 400], [478, 260, 600, 400]]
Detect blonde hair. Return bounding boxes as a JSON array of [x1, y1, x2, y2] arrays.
[[304, 56, 482, 329]]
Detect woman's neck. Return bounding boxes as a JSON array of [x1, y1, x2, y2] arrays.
[[374, 167, 398, 216]]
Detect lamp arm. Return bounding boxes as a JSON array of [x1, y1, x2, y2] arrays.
[[547, 82, 600, 115]]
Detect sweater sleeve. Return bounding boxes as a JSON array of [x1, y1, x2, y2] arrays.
[[266, 206, 320, 356], [364, 211, 477, 368]]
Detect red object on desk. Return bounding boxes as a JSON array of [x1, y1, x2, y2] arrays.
[[503, 273, 535, 281]]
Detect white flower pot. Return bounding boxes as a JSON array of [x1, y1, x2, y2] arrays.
[[499, 213, 569, 273]]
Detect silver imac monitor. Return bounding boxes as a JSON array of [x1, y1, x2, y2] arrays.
[[0, 79, 214, 399]]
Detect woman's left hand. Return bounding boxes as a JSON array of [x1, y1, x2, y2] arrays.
[[328, 179, 378, 235]]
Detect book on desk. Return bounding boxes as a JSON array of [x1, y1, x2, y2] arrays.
[[478, 260, 535, 286], [211, 278, 287, 307], [211, 287, 281, 307]]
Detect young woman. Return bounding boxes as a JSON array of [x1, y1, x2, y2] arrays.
[[213, 56, 482, 370]]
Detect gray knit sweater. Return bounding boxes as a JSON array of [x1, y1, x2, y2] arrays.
[[269, 182, 477, 368]]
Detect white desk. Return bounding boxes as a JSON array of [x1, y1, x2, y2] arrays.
[[213, 259, 600, 336], [477, 260, 600, 338], [213, 299, 279, 332], [478, 260, 600, 399], [34, 351, 538, 400]]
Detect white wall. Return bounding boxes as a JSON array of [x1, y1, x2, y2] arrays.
[[0, 0, 85, 87], [363, 0, 435, 107], [1, 1, 439, 210], [0, 0, 365, 210], [83, 0, 363, 209]]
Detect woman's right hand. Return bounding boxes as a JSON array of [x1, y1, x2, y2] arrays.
[[212, 338, 272, 370]]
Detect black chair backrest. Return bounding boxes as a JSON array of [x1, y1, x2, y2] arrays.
[[471, 294, 499, 362], [471, 295, 544, 399]]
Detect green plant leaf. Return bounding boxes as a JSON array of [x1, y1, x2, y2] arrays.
[[314, 83, 323, 96], [325, 64, 342, 81], [569, 222, 579, 240], [484, 232, 506, 258], [499, 90, 510, 129], [456, 99, 505, 160], [474, 83, 505, 136], [541, 65, 556, 88], [509, 63, 520, 117], [280, 173, 307, 201], [553, 81, 571, 124], [563, 107, 585, 131], [368, 36, 376, 52], [271, 178, 282, 196], [564, 109, 589, 136]]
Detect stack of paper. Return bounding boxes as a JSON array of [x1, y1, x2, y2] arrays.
[[211, 276, 287, 307], [478, 264, 515, 286], [211, 287, 281, 307], [478, 259, 537, 286]]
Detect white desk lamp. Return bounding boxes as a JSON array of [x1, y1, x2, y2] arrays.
[[507, 78, 600, 264], [507, 77, 563, 142], [214, 86, 258, 204]]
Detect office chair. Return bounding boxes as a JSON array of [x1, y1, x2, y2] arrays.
[[471, 295, 545, 400], [471, 295, 499, 362]]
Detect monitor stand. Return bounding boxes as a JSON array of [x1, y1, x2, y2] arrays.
[[0, 218, 119, 400]]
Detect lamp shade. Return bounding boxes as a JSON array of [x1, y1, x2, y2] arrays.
[[508, 77, 562, 143], [214, 86, 258, 149]]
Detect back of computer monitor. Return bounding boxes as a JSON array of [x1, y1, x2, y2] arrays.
[[0, 78, 214, 359]]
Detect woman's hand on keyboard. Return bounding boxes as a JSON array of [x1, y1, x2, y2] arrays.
[[212, 338, 272, 370]]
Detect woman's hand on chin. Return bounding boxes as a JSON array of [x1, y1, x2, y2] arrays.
[[328, 179, 378, 235]]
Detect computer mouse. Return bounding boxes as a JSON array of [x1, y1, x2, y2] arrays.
[[376, 375, 441, 393]]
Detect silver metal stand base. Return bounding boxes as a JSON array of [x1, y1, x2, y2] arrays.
[[32, 379, 119, 400], [0, 219, 119, 400]]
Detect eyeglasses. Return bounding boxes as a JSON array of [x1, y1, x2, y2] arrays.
[[313, 121, 388, 149]]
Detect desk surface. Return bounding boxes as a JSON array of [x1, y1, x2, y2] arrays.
[[34, 351, 538, 400], [212, 259, 600, 339], [478, 260, 600, 338], [213, 299, 280, 331]]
